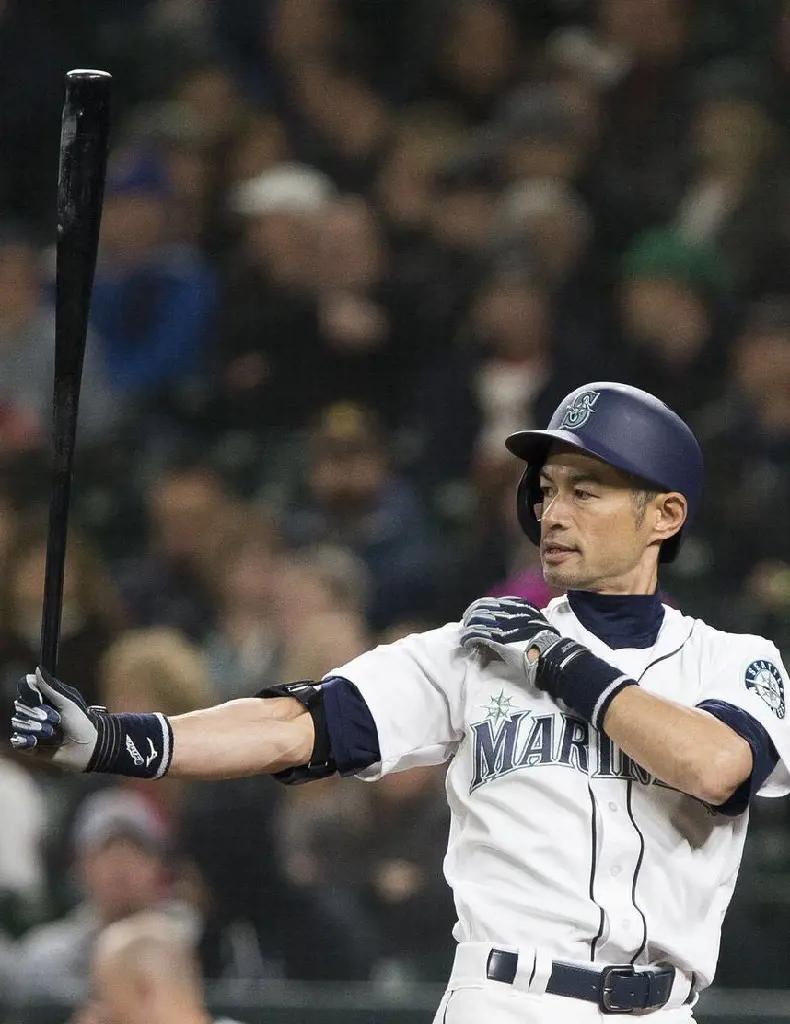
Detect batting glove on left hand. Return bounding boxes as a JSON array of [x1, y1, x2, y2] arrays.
[[460, 596, 559, 671]]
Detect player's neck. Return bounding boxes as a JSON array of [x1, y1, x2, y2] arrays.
[[581, 557, 659, 597], [567, 590, 665, 650]]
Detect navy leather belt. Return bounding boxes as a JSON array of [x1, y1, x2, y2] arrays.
[[486, 948, 675, 1014]]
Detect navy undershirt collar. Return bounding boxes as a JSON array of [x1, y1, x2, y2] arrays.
[[566, 590, 665, 649]]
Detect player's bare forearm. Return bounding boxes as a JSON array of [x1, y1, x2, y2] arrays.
[[168, 697, 314, 779], [602, 687, 752, 805]]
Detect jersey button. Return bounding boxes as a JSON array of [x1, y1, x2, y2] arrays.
[[611, 865, 622, 876], [608, 802, 618, 812]]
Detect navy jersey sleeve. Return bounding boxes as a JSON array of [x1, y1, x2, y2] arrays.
[[321, 675, 381, 776], [696, 699, 779, 816]]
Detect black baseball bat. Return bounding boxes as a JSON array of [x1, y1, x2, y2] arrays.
[[40, 69, 111, 674]]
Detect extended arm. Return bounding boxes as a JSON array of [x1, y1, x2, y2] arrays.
[[169, 697, 313, 779], [10, 670, 316, 781]]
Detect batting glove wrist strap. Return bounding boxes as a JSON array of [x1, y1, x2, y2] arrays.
[[535, 637, 637, 730], [87, 712, 173, 779]]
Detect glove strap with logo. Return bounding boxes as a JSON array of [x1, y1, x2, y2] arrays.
[[530, 632, 637, 731], [87, 712, 173, 779]]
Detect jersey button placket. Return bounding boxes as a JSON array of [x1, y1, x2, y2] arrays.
[[590, 774, 644, 962]]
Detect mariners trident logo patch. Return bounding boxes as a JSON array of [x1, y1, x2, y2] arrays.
[[745, 660, 786, 719], [560, 390, 600, 430]]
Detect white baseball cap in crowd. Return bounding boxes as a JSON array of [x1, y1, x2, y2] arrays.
[[230, 162, 336, 217]]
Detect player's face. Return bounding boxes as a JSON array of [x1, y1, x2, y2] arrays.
[[535, 445, 684, 594]]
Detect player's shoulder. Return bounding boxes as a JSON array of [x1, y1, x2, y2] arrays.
[[659, 606, 786, 686], [544, 595, 782, 663], [682, 611, 780, 657]]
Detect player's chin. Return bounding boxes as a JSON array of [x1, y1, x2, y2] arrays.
[[541, 558, 583, 589]]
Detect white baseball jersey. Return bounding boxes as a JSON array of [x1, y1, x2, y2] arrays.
[[331, 596, 790, 995]]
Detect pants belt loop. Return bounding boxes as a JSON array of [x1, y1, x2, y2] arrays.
[[525, 950, 554, 995]]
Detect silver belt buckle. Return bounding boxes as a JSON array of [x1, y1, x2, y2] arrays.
[[600, 964, 636, 1014]]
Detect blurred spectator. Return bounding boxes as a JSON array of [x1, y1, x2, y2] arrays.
[[222, 110, 291, 190], [0, 221, 116, 452], [120, 99, 220, 251], [584, 0, 697, 245], [89, 146, 216, 403], [694, 297, 790, 644], [202, 508, 284, 701], [277, 765, 455, 982], [275, 543, 370, 633], [80, 911, 245, 1024], [216, 0, 340, 106], [374, 107, 464, 257], [0, 519, 127, 716], [399, 154, 498, 357], [287, 60, 392, 193], [12, 788, 192, 1002], [99, 627, 215, 720], [490, 178, 602, 310], [420, 0, 524, 124], [675, 62, 790, 299], [284, 402, 439, 631], [412, 247, 596, 497], [213, 162, 335, 434], [616, 227, 732, 420], [489, 83, 594, 187], [169, 63, 249, 150], [276, 545, 371, 681], [313, 195, 433, 422], [114, 461, 236, 641], [0, 751, 45, 936]]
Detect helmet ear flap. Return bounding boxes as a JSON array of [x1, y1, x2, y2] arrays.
[[516, 464, 542, 545]]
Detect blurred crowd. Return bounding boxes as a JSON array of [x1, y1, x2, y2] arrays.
[[1, 0, 790, 1016]]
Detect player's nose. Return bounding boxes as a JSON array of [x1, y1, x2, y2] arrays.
[[538, 491, 571, 528]]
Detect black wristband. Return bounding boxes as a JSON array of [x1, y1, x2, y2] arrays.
[[537, 638, 637, 730], [87, 712, 173, 779]]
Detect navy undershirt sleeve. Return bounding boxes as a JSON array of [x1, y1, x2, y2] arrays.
[[321, 675, 381, 776], [696, 699, 779, 816]]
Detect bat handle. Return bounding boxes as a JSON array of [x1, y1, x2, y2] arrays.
[[41, 468, 73, 675]]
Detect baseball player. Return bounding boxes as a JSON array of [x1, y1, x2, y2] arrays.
[[11, 382, 790, 1022]]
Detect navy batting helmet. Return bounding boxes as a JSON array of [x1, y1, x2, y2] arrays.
[[505, 382, 703, 563]]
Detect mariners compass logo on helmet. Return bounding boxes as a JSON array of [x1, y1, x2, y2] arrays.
[[559, 390, 600, 431], [745, 659, 786, 719]]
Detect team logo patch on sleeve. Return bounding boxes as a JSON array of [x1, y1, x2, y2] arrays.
[[745, 660, 786, 719]]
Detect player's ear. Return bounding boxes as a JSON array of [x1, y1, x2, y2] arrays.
[[652, 492, 686, 543]]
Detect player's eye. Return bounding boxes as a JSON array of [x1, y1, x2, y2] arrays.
[[574, 489, 594, 501]]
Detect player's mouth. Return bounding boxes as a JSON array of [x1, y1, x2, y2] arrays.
[[541, 543, 578, 563]]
